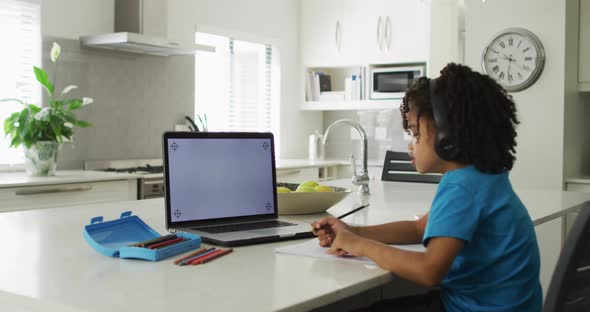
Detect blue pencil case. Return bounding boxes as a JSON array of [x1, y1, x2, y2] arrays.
[[83, 211, 201, 261]]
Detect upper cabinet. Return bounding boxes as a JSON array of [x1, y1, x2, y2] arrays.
[[579, 0, 590, 91], [301, 0, 431, 67]]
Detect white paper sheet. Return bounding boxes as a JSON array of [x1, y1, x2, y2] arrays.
[[275, 239, 426, 266]]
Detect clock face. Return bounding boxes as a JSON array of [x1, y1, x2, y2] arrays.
[[482, 28, 545, 92]]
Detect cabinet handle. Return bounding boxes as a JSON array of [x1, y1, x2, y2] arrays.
[[377, 16, 384, 52], [335, 20, 342, 52], [385, 16, 392, 51], [16, 185, 93, 196]]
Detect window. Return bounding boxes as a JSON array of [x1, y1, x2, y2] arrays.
[[195, 32, 280, 156], [0, 0, 41, 166]]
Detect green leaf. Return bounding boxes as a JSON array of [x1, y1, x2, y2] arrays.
[[66, 99, 83, 110], [3, 118, 13, 136], [75, 120, 92, 128], [50, 119, 62, 142], [10, 136, 20, 148], [33, 66, 54, 96], [28, 104, 41, 114]]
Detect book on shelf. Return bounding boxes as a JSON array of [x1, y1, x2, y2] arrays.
[[319, 91, 345, 101], [306, 67, 366, 102], [306, 71, 332, 101]]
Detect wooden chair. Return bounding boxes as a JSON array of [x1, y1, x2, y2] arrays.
[[381, 151, 441, 183]]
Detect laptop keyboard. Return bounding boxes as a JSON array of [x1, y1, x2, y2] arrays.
[[192, 220, 296, 234]]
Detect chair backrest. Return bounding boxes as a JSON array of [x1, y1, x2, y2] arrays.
[[544, 202, 590, 312], [381, 150, 441, 183]]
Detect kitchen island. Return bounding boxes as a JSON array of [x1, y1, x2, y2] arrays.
[[0, 179, 588, 311]]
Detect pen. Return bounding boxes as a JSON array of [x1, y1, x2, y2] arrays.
[[173, 247, 207, 265], [191, 249, 233, 265], [312, 204, 370, 234], [335, 204, 370, 220], [179, 248, 217, 266], [128, 234, 177, 248]]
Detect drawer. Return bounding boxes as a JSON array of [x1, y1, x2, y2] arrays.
[[0, 180, 137, 213]]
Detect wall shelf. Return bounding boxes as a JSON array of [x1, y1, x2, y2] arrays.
[[301, 99, 401, 111]]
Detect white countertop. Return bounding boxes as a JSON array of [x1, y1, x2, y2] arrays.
[[0, 179, 589, 311], [0, 170, 140, 188]]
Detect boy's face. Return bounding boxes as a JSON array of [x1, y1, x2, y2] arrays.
[[406, 107, 444, 174]]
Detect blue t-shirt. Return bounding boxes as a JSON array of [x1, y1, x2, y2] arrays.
[[423, 165, 542, 312]]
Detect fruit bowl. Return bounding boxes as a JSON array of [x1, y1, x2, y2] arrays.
[[276, 182, 351, 215]]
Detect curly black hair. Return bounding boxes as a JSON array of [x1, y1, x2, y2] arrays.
[[400, 63, 519, 174]]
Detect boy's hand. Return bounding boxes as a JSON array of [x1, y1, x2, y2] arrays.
[[311, 217, 351, 247], [327, 230, 366, 257]]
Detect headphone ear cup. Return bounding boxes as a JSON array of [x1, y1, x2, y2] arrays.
[[430, 79, 460, 161], [435, 136, 460, 161]]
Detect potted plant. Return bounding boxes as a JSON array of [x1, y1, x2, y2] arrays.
[[1, 42, 93, 176]]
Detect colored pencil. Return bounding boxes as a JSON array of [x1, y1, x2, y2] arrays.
[[128, 234, 177, 247], [179, 248, 217, 266], [191, 248, 234, 265], [187, 249, 225, 265], [173, 247, 207, 265], [152, 237, 188, 250], [148, 237, 184, 249]]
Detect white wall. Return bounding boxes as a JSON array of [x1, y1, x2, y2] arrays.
[[465, 0, 566, 190], [41, 0, 114, 38], [168, 0, 322, 159]]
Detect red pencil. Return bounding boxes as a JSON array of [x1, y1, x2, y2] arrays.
[[191, 248, 234, 265], [148, 237, 184, 249], [173, 247, 207, 265]]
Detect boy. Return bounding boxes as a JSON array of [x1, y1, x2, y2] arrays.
[[312, 63, 542, 311]]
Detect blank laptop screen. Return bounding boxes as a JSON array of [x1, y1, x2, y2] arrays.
[[166, 137, 275, 222]]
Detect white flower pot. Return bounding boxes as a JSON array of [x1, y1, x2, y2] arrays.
[[24, 141, 61, 176]]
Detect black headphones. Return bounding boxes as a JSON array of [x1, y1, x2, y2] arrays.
[[429, 78, 461, 161]]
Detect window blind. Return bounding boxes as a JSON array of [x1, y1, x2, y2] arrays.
[[196, 32, 278, 135], [0, 0, 41, 165]]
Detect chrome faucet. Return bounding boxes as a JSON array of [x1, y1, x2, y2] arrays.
[[323, 119, 370, 194]]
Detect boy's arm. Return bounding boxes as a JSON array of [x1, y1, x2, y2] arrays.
[[362, 236, 463, 287], [351, 213, 429, 245]]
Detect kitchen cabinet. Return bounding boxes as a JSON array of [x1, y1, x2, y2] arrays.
[[301, 0, 431, 67], [0, 180, 137, 213], [300, 0, 347, 67], [579, 0, 590, 91]]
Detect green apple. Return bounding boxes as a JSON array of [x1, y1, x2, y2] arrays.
[[300, 180, 319, 188], [276, 187, 292, 193], [295, 185, 316, 192], [314, 185, 334, 192]]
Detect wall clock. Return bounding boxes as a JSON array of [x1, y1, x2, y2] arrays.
[[481, 28, 545, 92]]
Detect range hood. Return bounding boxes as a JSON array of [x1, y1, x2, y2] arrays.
[[80, 0, 214, 56]]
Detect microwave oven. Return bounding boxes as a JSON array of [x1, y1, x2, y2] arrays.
[[369, 64, 425, 100]]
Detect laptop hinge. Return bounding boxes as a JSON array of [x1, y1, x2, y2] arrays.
[[186, 218, 279, 229]]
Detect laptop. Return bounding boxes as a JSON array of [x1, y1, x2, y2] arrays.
[[162, 131, 314, 246]]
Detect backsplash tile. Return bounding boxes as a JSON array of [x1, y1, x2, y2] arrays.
[[42, 38, 195, 169]]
